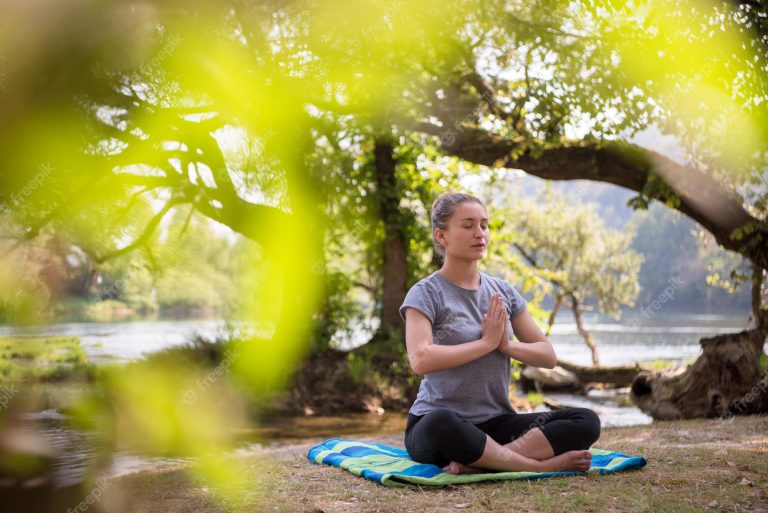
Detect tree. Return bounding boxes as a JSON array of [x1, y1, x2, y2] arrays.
[[485, 183, 642, 366], [1, 0, 766, 423], [399, 0, 768, 419]]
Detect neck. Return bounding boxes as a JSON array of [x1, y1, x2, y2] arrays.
[[439, 258, 480, 288]]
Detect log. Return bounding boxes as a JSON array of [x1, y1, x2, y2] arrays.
[[521, 365, 581, 390], [556, 359, 642, 387]]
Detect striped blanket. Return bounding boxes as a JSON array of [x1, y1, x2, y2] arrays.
[[307, 438, 647, 487]]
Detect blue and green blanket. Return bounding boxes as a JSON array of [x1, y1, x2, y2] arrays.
[[307, 438, 647, 487]]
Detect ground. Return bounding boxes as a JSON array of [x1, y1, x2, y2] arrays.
[[103, 414, 768, 513]]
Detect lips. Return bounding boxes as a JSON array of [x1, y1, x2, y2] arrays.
[[472, 244, 486, 248]]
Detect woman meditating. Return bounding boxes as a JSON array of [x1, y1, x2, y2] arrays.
[[400, 192, 601, 474]]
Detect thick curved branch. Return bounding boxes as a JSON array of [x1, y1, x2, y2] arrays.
[[412, 116, 766, 269]]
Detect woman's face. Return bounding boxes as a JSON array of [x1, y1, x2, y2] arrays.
[[437, 201, 489, 261]]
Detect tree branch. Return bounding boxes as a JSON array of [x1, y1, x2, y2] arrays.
[[95, 196, 186, 263], [411, 110, 766, 269]]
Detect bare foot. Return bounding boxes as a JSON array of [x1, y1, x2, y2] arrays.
[[545, 450, 592, 472], [442, 461, 486, 474]]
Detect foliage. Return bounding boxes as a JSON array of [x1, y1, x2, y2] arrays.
[[485, 180, 643, 319], [1, 0, 767, 507]]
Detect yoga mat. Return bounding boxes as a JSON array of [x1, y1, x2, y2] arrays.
[[307, 438, 647, 487]]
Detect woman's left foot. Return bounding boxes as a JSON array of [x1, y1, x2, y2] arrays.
[[442, 461, 485, 474]]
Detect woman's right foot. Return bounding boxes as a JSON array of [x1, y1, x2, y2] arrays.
[[442, 461, 485, 474], [546, 450, 592, 472]]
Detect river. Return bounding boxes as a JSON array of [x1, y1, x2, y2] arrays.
[[0, 312, 751, 482]]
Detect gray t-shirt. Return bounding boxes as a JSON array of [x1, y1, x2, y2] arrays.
[[399, 270, 528, 423]]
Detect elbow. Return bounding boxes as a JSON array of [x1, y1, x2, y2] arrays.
[[545, 348, 558, 369], [409, 354, 427, 376]]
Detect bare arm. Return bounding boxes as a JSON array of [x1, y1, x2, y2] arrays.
[[404, 293, 507, 375], [498, 309, 557, 369]]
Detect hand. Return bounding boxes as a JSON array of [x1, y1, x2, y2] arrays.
[[481, 293, 508, 349], [500, 313, 509, 349], [488, 307, 511, 353]]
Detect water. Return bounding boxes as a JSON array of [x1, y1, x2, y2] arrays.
[[0, 313, 752, 483], [1, 312, 748, 367], [0, 319, 247, 362], [541, 312, 749, 426], [546, 314, 750, 367]]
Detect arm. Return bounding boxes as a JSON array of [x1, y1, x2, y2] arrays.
[[498, 309, 557, 369], [404, 294, 507, 375]]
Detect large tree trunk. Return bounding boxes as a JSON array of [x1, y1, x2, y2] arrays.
[[372, 136, 408, 342], [631, 266, 768, 420], [630, 327, 768, 420]]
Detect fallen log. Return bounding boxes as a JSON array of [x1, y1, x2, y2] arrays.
[[556, 360, 643, 388], [519, 360, 645, 394]]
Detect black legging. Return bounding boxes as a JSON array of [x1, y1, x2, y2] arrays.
[[404, 407, 601, 468]]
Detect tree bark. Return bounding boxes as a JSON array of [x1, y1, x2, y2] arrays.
[[631, 326, 768, 420], [571, 295, 600, 366], [545, 292, 563, 337], [556, 359, 640, 387], [372, 136, 408, 341], [751, 264, 768, 329]]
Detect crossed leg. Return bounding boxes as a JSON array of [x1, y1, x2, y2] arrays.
[[443, 428, 590, 474], [440, 408, 601, 474]]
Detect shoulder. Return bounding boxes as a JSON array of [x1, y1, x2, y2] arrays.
[[400, 272, 445, 323], [407, 272, 442, 295]]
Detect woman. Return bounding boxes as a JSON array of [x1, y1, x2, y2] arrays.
[[399, 192, 601, 474]]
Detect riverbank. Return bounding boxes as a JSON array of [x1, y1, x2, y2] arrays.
[[104, 414, 768, 513]]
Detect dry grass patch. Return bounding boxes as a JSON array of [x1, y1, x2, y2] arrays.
[[103, 415, 768, 513]]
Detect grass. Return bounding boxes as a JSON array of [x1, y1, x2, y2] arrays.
[[103, 414, 768, 513], [0, 336, 93, 382]]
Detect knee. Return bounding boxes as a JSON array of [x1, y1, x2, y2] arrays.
[[575, 408, 601, 445], [419, 409, 464, 442]]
